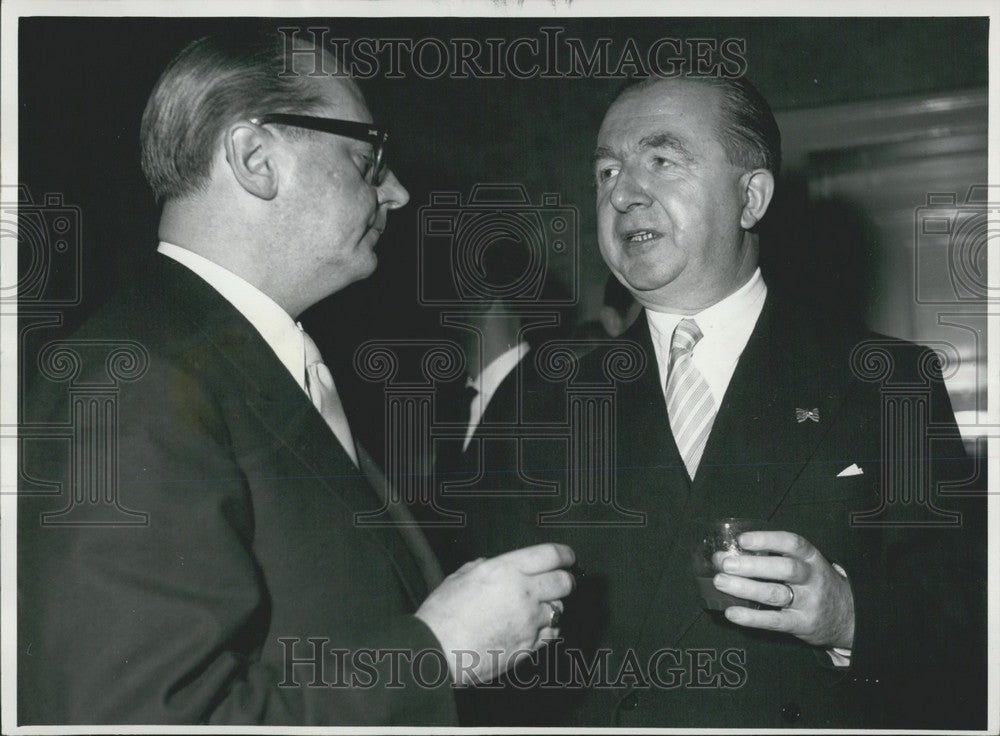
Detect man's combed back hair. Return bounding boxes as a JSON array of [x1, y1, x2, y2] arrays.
[[620, 75, 782, 177], [140, 31, 328, 202]]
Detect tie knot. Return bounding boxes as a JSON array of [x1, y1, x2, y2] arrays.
[[671, 318, 703, 354]]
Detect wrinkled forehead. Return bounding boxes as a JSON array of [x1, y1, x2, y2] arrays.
[[597, 79, 723, 151]]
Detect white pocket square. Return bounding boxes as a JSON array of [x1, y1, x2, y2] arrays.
[[837, 463, 864, 477]]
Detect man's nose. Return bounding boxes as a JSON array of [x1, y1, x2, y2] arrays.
[[378, 170, 410, 209], [609, 168, 651, 213]]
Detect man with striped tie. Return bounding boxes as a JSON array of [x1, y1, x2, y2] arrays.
[[485, 75, 984, 728]]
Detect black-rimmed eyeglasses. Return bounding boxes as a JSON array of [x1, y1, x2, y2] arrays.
[[250, 113, 389, 186]]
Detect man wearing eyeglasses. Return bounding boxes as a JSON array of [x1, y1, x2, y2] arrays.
[[18, 31, 574, 726]]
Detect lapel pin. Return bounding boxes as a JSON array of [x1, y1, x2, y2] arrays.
[[795, 407, 820, 423]]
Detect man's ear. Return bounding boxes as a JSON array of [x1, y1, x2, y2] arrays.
[[224, 123, 279, 201], [739, 168, 775, 229]]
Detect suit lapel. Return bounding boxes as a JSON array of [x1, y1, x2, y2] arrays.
[[355, 441, 445, 591], [689, 292, 853, 521], [613, 314, 691, 519], [155, 258, 436, 606]]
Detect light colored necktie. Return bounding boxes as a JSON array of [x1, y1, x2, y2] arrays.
[[665, 318, 717, 479], [300, 326, 358, 467], [461, 378, 480, 451]]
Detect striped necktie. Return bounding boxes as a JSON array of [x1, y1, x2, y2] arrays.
[[300, 326, 359, 467], [665, 318, 716, 479]]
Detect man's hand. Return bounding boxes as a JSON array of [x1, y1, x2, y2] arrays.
[[415, 543, 575, 685], [712, 531, 854, 649]]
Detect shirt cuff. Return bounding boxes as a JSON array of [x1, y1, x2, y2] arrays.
[[825, 562, 851, 667]]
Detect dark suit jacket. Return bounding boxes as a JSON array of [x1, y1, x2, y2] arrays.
[[454, 292, 986, 728], [18, 258, 457, 726], [429, 349, 552, 574]]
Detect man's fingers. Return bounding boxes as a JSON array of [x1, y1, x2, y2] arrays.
[[533, 569, 575, 601], [724, 605, 796, 633], [715, 574, 795, 607], [718, 553, 805, 583], [497, 543, 576, 574], [711, 550, 741, 570], [737, 530, 815, 560]]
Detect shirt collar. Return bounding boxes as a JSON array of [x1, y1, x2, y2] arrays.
[[157, 241, 307, 390], [471, 341, 530, 408], [646, 268, 766, 351]]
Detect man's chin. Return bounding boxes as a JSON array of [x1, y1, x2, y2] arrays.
[[334, 249, 379, 291], [620, 264, 680, 294]]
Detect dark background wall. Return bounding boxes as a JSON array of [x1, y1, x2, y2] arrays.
[[15, 16, 989, 449], [18, 16, 988, 322]]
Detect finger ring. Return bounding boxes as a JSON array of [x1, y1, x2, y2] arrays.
[[781, 583, 795, 609], [545, 601, 562, 628]]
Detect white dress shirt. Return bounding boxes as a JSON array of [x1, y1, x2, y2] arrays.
[[158, 241, 309, 393], [646, 268, 767, 409], [463, 341, 530, 450]]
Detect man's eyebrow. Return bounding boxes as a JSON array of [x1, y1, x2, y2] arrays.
[[592, 133, 694, 168], [638, 132, 693, 160], [592, 145, 617, 166]]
